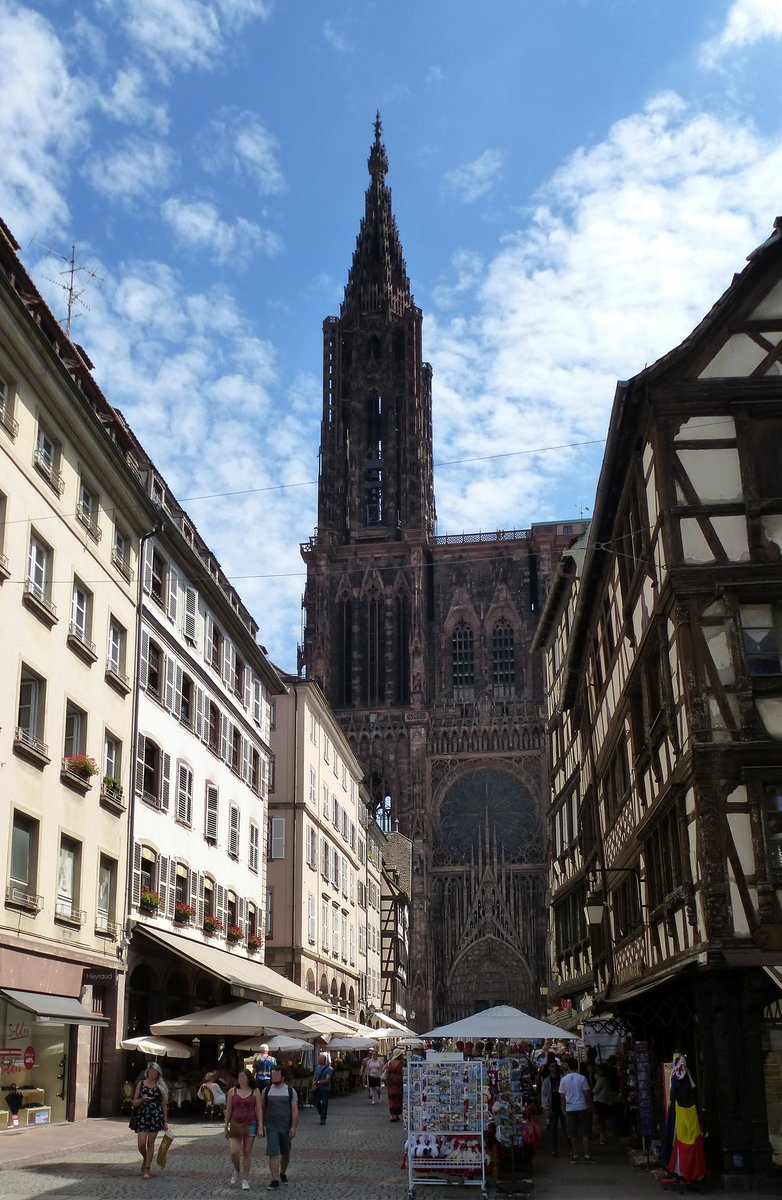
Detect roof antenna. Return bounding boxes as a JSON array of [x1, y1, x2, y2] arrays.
[[33, 239, 104, 336]]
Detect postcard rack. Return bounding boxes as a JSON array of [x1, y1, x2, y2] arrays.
[[405, 1059, 487, 1198]]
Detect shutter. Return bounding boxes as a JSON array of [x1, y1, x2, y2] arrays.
[[132, 842, 142, 906], [243, 668, 251, 710], [205, 785, 219, 841], [159, 854, 170, 915], [216, 884, 227, 932], [177, 763, 189, 823], [321, 837, 327, 878], [252, 679, 261, 724], [196, 872, 205, 924], [160, 752, 171, 812], [221, 714, 230, 762], [174, 663, 183, 717], [260, 756, 268, 799], [237, 896, 246, 935], [164, 655, 176, 711], [135, 733, 146, 796], [242, 738, 251, 784], [189, 868, 198, 913], [229, 805, 240, 857], [222, 637, 232, 685], [168, 857, 176, 919], [249, 822, 258, 872], [184, 586, 198, 642], [270, 816, 285, 859], [195, 686, 205, 739], [139, 630, 150, 690], [167, 565, 178, 622], [204, 611, 214, 665], [142, 540, 154, 594]]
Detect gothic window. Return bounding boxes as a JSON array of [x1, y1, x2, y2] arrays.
[[336, 599, 353, 706], [364, 394, 382, 525], [492, 619, 515, 695], [394, 592, 410, 704], [362, 593, 385, 705], [452, 621, 474, 697]]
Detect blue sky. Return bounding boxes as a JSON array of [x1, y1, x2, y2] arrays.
[[3, 0, 782, 667]]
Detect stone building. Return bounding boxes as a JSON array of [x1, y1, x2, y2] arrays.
[[299, 118, 587, 1027]]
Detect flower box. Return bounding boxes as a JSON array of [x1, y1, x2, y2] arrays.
[[140, 889, 161, 913], [226, 925, 244, 944], [64, 754, 99, 780], [247, 935, 263, 954], [203, 915, 223, 936], [174, 902, 196, 924]]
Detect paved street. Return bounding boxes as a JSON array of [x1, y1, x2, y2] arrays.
[[1, 1091, 781, 1199]]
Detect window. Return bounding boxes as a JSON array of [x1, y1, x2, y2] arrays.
[[321, 899, 329, 948], [341, 856, 348, 896], [645, 803, 685, 907], [104, 733, 121, 783], [309, 767, 317, 807], [306, 825, 317, 868], [741, 605, 782, 676], [310, 712, 317, 744], [268, 817, 285, 860], [56, 836, 81, 921], [76, 481, 101, 541], [34, 424, 63, 493], [0, 372, 18, 437], [332, 906, 339, 955], [452, 622, 475, 694], [150, 550, 165, 606], [249, 821, 260, 872], [749, 417, 782, 499], [70, 578, 94, 650], [207, 700, 220, 753], [17, 667, 46, 753], [323, 783, 329, 818], [147, 639, 162, 698], [175, 863, 189, 908], [324, 735, 330, 763], [112, 526, 132, 581], [203, 876, 215, 919], [179, 673, 194, 726], [332, 795, 339, 827], [320, 837, 329, 880], [492, 619, 515, 693], [231, 726, 241, 773], [176, 763, 193, 826], [250, 747, 261, 794], [307, 893, 316, 943], [229, 804, 240, 858], [139, 846, 157, 896], [10, 812, 38, 903], [268, 758, 275, 793], [63, 701, 86, 758], [341, 914, 348, 959], [234, 654, 245, 699], [265, 888, 273, 937], [26, 532, 54, 612], [135, 734, 171, 810], [107, 619, 127, 680], [96, 856, 116, 933], [227, 890, 237, 929], [603, 737, 630, 820]]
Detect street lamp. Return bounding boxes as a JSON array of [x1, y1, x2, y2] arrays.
[[584, 866, 644, 932]]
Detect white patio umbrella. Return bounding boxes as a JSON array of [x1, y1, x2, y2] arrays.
[[420, 1004, 572, 1041], [234, 1034, 312, 1052], [121, 1034, 192, 1059], [151, 1000, 313, 1039], [327, 1035, 378, 1050]]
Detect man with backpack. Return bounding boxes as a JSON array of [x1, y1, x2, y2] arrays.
[[260, 1064, 298, 1189], [253, 1044, 277, 1089]]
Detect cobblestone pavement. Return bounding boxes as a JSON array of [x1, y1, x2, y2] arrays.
[[2, 1094, 781, 1199]]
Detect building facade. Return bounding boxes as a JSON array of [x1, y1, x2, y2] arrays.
[[534, 218, 782, 1179], [299, 118, 588, 1027], [0, 217, 157, 1121]]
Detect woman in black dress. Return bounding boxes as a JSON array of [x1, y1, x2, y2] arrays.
[[132, 1063, 169, 1178]]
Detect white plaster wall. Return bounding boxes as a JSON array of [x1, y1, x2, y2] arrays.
[[699, 333, 768, 377], [751, 280, 782, 319], [711, 516, 750, 561], [703, 627, 735, 686], [676, 448, 743, 503], [673, 415, 736, 441], [680, 519, 715, 563], [756, 698, 782, 740]]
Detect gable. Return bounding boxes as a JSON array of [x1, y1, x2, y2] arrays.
[[699, 278, 782, 379]]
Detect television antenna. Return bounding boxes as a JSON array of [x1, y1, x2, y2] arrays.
[[34, 240, 104, 337]]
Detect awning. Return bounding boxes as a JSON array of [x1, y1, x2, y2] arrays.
[[137, 926, 328, 1011], [0, 989, 108, 1026], [300, 1012, 362, 1037], [373, 1010, 416, 1036], [151, 1000, 314, 1039], [763, 965, 782, 991], [610, 966, 688, 1005]]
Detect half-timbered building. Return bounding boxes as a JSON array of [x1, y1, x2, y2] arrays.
[[534, 217, 782, 1178]]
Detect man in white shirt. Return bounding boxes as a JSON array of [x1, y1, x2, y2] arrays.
[[558, 1057, 593, 1163]]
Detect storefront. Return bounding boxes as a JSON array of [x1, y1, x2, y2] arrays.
[[0, 989, 108, 1127]]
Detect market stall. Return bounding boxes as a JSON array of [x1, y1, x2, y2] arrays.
[[405, 1058, 487, 1198]]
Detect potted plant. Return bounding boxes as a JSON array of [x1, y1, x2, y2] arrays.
[[226, 924, 244, 944], [65, 753, 99, 780], [139, 888, 161, 913], [102, 774, 123, 797], [247, 933, 263, 954], [174, 901, 195, 924], [203, 913, 222, 936]]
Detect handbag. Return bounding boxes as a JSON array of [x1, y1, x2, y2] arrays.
[[129, 1110, 138, 1131], [156, 1131, 174, 1167], [228, 1120, 249, 1138]]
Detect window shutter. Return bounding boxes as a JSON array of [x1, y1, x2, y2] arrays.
[[237, 896, 247, 935], [204, 611, 214, 665], [205, 785, 219, 842], [222, 637, 234, 685], [249, 822, 259, 872], [159, 854, 170, 915], [167, 857, 176, 919], [308, 894, 316, 942], [260, 756, 268, 799], [142, 540, 154, 594], [243, 668, 251, 710], [174, 663, 183, 715], [221, 714, 230, 762], [229, 805, 240, 858], [139, 630, 150, 689], [252, 678, 261, 724], [167, 565, 178, 622], [242, 738, 251, 783], [189, 868, 198, 914], [270, 816, 285, 859], [196, 872, 205, 924], [216, 884, 227, 931], [321, 837, 328, 879], [177, 763, 190, 824], [132, 842, 142, 906], [164, 654, 176, 711], [160, 752, 171, 812], [195, 686, 205, 739], [184, 586, 198, 642], [135, 733, 146, 796]]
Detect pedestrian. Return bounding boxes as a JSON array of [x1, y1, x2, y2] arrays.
[[559, 1055, 593, 1164], [592, 1065, 613, 1144], [384, 1047, 405, 1122], [540, 1062, 569, 1156], [131, 1062, 169, 1180], [312, 1052, 334, 1125], [224, 1068, 263, 1191], [362, 1046, 384, 1104], [260, 1064, 298, 1190], [253, 1043, 277, 1089]]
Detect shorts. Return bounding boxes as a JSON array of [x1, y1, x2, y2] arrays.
[[566, 1109, 592, 1138], [368, 1076, 381, 1088], [265, 1124, 291, 1158]]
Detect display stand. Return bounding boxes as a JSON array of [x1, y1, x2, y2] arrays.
[[405, 1058, 487, 1198]]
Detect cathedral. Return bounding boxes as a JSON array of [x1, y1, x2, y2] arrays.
[[299, 118, 587, 1028]]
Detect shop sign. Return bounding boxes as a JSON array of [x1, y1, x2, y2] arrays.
[[83, 967, 116, 986], [23, 1046, 35, 1069], [635, 1040, 655, 1138], [559, 999, 572, 1010]]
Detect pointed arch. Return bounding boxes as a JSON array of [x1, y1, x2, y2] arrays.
[[452, 620, 475, 698], [491, 617, 516, 697]]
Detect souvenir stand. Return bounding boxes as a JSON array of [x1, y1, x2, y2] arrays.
[[405, 1057, 487, 1198]]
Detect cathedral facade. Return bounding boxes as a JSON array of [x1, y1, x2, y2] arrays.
[[300, 119, 586, 1027]]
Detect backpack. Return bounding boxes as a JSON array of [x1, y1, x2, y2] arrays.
[[253, 1054, 276, 1086]]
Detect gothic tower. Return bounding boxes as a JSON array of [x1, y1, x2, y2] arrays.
[[301, 118, 587, 1027]]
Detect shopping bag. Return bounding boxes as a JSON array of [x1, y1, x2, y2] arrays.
[[156, 1131, 174, 1168]]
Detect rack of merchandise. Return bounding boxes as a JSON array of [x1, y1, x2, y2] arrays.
[[405, 1059, 487, 1198]]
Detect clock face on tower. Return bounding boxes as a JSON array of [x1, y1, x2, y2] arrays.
[[437, 768, 539, 859]]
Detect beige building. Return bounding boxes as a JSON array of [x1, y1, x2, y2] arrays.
[[267, 676, 383, 1022], [0, 217, 157, 1121]]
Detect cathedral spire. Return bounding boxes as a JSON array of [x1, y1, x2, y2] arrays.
[[342, 113, 412, 320]]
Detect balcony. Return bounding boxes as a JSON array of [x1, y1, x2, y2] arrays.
[[0, 550, 9, 581], [100, 778, 126, 815], [105, 661, 131, 695], [13, 726, 50, 767], [22, 578, 58, 626], [76, 502, 102, 543], [33, 446, 65, 495], [0, 401, 19, 438], [67, 622, 98, 664], [61, 756, 96, 793], [5, 885, 43, 914], [111, 546, 134, 582], [95, 915, 119, 939], [55, 900, 86, 927]]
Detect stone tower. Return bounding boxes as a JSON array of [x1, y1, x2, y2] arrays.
[[300, 118, 587, 1027]]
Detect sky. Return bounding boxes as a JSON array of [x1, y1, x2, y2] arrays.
[[3, 0, 782, 669]]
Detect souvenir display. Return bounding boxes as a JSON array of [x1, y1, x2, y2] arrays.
[[405, 1060, 487, 1197]]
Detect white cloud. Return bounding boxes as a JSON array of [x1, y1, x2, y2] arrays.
[[99, 67, 170, 134], [427, 94, 782, 534], [323, 20, 350, 53], [0, 1, 89, 240], [700, 0, 782, 67], [83, 136, 177, 203], [97, 0, 269, 77], [441, 150, 504, 204], [161, 196, 282, 263], [201, 110, 285, 196]]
